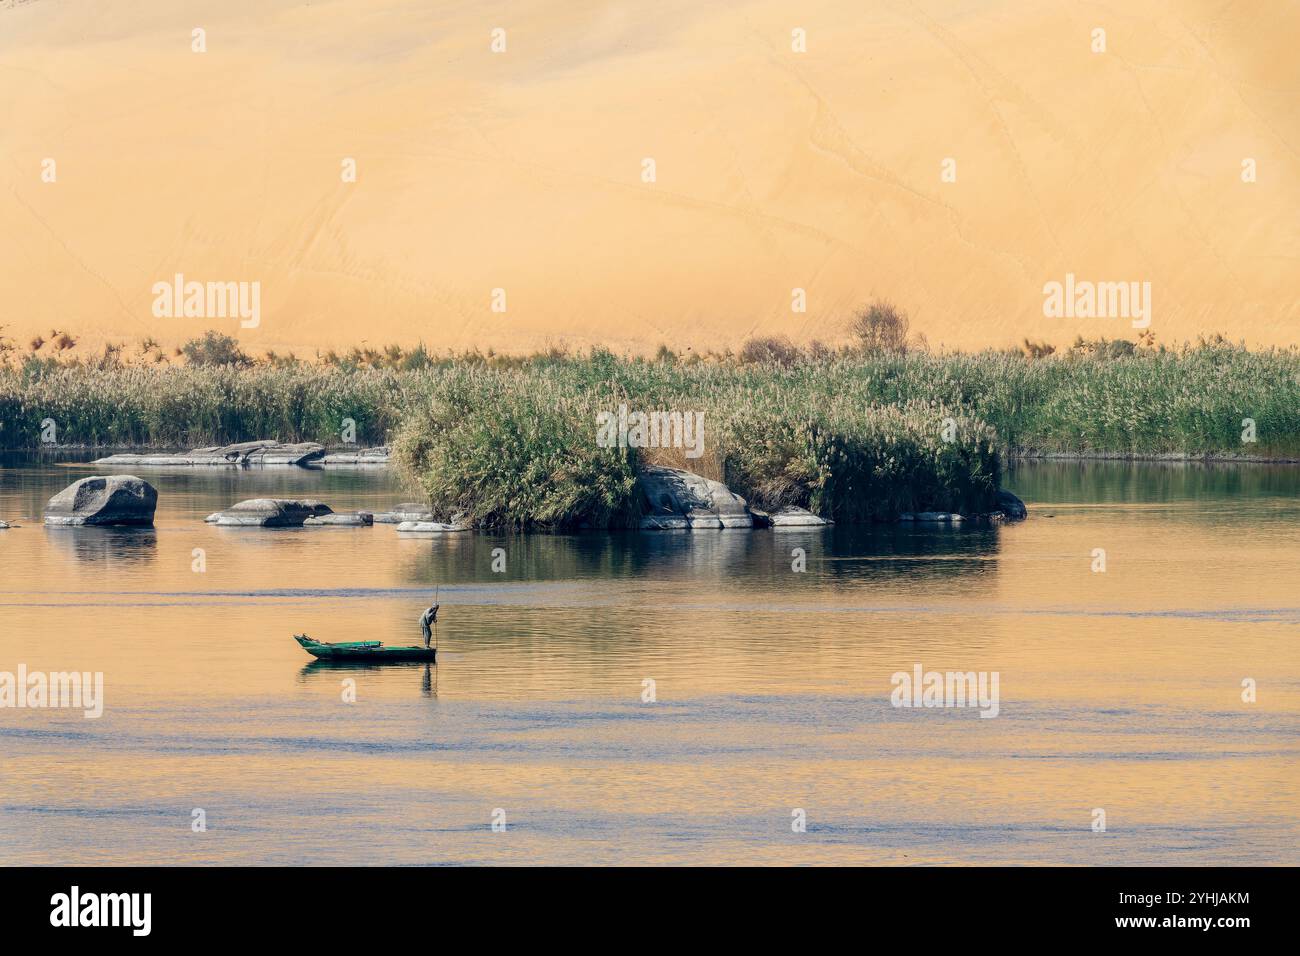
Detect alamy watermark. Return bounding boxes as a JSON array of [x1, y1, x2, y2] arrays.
[[151, 273, 260, 328], [890, 663, 1000, 718], [50, 886, 150, 936], [596, 403, 704, 459], [1043, 273, 1151, 329], [0, 665, 103, 718]]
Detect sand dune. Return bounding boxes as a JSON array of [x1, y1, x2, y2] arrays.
[[1, 0, 1296, 356]]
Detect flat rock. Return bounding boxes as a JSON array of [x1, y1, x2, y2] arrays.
[[686, 510, 724, 529], [320, 446, 391, 465], [769, 506, 832, 527], [93, 440, 324, 467], [719, 513, 755, 528], [373, 503, 436, 523], [303, 512, 373, 526], [901, 511, 963, 523], [0, 520, 10, 529], [210, 498, 333, 527], [396, 520, 470, 533], [44, 475, 158, 527]]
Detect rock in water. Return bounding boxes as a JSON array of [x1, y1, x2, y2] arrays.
[[769, 506, 832, 527], [303, 512, 373, 526], [320, 446, 391, 465], [44, 475, 158, 526], [637, 466, 754, 529], [996, 490, 1028, 520], [373, 503, 436, 523], [687, 510, 724, 529], [209, 498, 333, 527], [902, 511, 963, 523], [93, 440, 325, 467], [395, 519, 470, 533], [638, 514, 688, 531]]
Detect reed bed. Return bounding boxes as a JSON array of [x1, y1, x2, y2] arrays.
[[3, 344, 1297, 527], [0, 365, 428, 449], [391, 362, 1002, 527]]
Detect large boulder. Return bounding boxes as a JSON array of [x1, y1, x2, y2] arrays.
[[637, 466, 753, 529], [44, 475, 158, 526], [996, 490, 1028, 520], [207, 498, 332, 527], [94, 440, 324, 467]]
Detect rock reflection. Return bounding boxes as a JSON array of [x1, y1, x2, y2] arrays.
[[44, 525, 158, 565]]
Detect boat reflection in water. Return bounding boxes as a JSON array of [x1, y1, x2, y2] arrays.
[[298, 659, 438, 698]]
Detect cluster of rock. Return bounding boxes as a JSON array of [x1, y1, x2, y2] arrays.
[[635, 467, 1028, 530], [91, 441, 391, 468], [204, 499, 373, 527], [364, 502, 469, 532], [635, 466, 833, 531], [898, 491, 1027, 526], [37, 468, 1028, 532]]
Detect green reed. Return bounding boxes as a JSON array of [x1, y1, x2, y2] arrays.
[[3, 344, 1296, 526]]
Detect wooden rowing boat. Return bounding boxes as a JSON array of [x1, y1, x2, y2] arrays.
[[293, 634, 436, 662]]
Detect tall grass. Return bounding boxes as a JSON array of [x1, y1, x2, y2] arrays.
[[3, 344, 1297, 526], [392, 367, 640, 529], [390, 362, 1002, 527], [0, 365, 430, 448]]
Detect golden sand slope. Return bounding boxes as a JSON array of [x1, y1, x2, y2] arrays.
[[1, 0, 1296, 356]]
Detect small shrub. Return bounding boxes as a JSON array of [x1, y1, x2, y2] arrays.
[[653, 344, 678, 365], [182, 331, 252, 367], [1022, 338, 1056, 360], [850, 300, 909, 354], [739, 335, 801, 367]]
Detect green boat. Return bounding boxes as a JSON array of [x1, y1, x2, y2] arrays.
[[293, 634, 436, 662]]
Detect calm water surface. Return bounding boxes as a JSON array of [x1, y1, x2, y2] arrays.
[[1, 455, 1297, 865]]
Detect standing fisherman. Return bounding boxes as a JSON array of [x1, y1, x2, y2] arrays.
[[419, 602, 439, 648]]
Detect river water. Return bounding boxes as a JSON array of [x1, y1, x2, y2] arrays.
[[1, 455, 1296, 865]]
